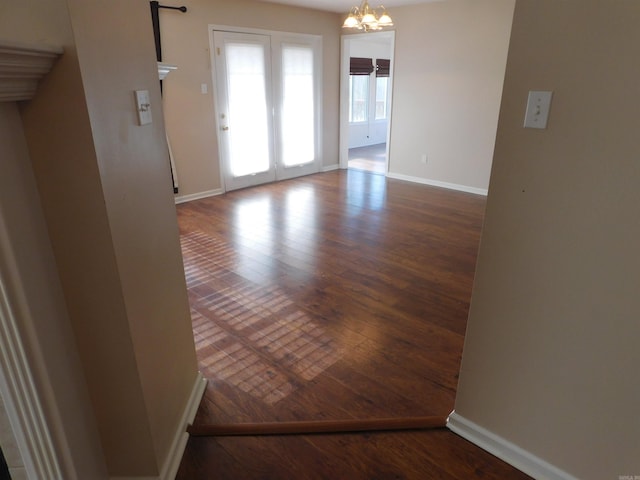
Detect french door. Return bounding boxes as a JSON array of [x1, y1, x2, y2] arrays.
[[212, 29, 321, 191]]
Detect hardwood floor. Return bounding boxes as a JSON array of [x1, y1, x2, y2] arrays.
[[348, 143, 387, 174], [175, 170, 531, 479]]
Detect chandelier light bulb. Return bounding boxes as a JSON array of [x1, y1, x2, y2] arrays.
[[342, 0, 394, 32], [343, 14, 359, 28], [378, 12, 393, 26], [361, 12, 377, 24]]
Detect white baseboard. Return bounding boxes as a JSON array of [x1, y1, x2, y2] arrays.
[[160, 372, 207, 480], [174, 189, 223, 204], [385, 172, 488, 196], [447, 411, 578, 480], [322, 164, 340, 172], [111, 372, 207, 480]]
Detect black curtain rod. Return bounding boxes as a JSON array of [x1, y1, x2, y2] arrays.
[[158, 4, 187, 12]]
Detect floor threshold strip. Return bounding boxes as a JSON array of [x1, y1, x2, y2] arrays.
[[187, 416, 448, 437]]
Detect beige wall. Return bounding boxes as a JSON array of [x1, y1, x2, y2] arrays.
[[161, 0, 342, 198], [389, 0, 514, 192], [2, 0, 199, 476], [65, 0, 199, 473], [0, 102, 108, 479], [163, 0, 513, 199], [455, 1, 640, 478]]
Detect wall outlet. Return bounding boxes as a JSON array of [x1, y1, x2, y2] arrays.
[[421, 153, 428, 164]]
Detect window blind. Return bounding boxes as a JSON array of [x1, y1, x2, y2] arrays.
[[376, 59, 390, 77], [350, 57, 374, 75]]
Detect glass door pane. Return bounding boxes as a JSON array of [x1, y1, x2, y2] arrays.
[[349, 75, 369, 123], [375, 76, 388, 120], [281, 44, 315, 167], [226, 43, 271, 176]]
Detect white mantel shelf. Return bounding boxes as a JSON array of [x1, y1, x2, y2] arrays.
[[0, 41, 63, 102], [158, 62, 177, 80]]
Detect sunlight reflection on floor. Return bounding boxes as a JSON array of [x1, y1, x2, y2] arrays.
[[182, 231, 341, 405]]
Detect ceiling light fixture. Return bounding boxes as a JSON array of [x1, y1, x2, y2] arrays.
[[342, 0, 394, 32]]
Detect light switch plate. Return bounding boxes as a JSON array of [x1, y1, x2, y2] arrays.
[[135, 90, 152, 125], [524, 90, 552, 129]]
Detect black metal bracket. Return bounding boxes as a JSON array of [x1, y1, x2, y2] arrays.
[[150, 1, 187, 62], [158, 4, 187, 12]]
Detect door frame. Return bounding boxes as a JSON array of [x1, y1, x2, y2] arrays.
[[0, 228, 62, 479], [208, 25, 323, 192], [339, 31, 396, 171]]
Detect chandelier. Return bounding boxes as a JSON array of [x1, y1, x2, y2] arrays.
[[342, 0, 394, 32]]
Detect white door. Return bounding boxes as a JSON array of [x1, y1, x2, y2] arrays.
[[213, 29, 322, 191], [214, 31, 276, 191], [272, 39, 320, 181]]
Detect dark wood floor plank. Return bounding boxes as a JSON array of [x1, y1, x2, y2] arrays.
[[175, 170, 531, 479]]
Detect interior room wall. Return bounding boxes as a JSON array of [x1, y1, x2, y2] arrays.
[[160, 0, 342, 200], [454, 1, 640, 478], [64, 0, 200, 472], [388, 0, 515, 193], [2, 0, 200, 476]]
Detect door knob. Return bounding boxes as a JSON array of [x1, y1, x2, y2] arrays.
[[221, 126, 229, 131]]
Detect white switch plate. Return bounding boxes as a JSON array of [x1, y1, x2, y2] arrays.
[[135, 90, 152, 125], [524, 90, 552, 129], [201, 83, 208, 94]]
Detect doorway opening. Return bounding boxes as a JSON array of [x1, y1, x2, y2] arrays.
[[340, 31, 394, 175]]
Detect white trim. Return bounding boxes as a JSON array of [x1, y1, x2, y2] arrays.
[[159, 372, 207, 480], [0, 259, 62, 479], [209, 24, 317, 38], [385, 172, 488, 196], [322, 164, 340, 172], [0, 41, 63, 102], [447, 411, 578, 480], [174, 189, 223, 204], [109, 373, 207, 480]]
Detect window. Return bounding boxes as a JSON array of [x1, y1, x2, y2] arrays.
[[349, 57, 374, 123], [348, 57, 390, 123], [349, 75, 369, 123]]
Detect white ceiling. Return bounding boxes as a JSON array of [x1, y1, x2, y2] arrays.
[[255, 0, 438, 14]]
